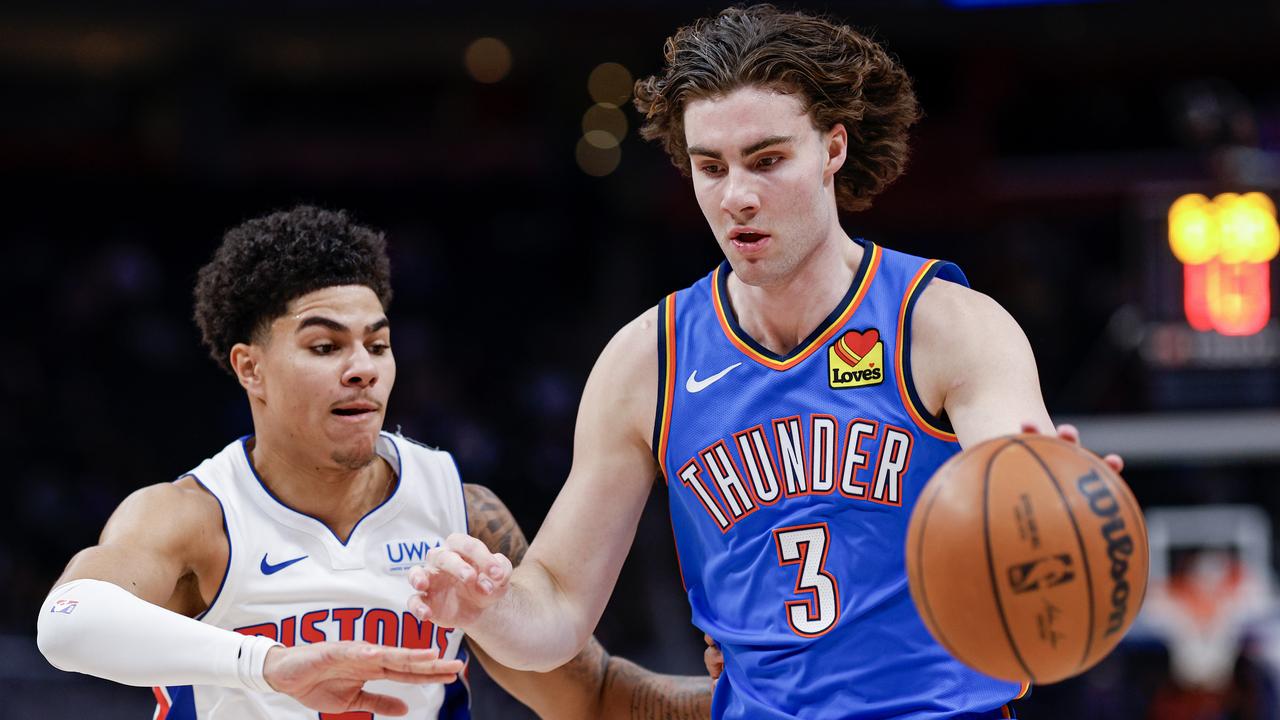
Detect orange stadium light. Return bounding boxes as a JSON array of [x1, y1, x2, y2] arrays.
[[1168, 192, 1278, 336]]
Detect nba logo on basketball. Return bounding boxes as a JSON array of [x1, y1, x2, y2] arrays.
[[1007, 554, 1076, 594], [828, 329, 884, 389]]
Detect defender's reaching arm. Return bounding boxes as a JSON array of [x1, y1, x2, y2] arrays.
[[38, 479, 462, 717], [461, 484, 712, 720]]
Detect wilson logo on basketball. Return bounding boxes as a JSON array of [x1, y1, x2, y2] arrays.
[[828, 329, 884, 389], [1007, 554, 1076, 594], [1077, 469, 1136, 637]]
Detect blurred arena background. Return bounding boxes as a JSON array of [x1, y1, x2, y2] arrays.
[[3, 0, 1279, 717]]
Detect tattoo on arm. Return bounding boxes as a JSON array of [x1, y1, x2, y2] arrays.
[[559, 637, 712, 720], [464, 484, 529, 565], [562, 637, 611, 711], [604, 654, 714, 720]]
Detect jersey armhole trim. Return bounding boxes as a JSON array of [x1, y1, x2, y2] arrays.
[[178, 473, 233, 622], [652, 293, 678, 483], [667, 506, 690, 593], [445, 451, 469, 536], [895, 260, 960, 442]]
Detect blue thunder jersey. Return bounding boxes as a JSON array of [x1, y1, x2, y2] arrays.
[[654, 241, 1028, 719]]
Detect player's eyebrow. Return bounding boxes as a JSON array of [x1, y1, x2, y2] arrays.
[[296, 316, 389, 334], [688, 145, 724, 161], [741, 135, 792, 156], [297, 316, 348, 334], [688, 135, 793, 161]]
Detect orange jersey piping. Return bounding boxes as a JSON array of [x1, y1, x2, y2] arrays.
[[712, 243, 882, 371]]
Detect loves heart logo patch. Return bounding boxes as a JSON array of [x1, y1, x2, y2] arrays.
[[828, 328, 885, 389]]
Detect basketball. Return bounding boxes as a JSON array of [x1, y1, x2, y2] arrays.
[[905, 434, 1149, 685]]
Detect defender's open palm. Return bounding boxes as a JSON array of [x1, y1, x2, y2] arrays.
[[264, 641, 463, 717], [407, 532, 512, 629]]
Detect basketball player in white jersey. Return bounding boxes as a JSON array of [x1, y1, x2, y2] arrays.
[[37, 206, 712, 719]]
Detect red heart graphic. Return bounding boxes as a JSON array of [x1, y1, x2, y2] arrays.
[[841, 329, 879, 359]]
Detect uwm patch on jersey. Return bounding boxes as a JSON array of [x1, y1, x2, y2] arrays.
[[828, 328, 883, 389]]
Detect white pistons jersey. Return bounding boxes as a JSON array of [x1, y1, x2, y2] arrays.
[[153, 431, 471, 720]]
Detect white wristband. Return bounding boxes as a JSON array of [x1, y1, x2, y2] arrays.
[[237, 631, 278, 693], [37, 579, 281, 692]]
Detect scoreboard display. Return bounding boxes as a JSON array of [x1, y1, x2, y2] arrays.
[[1139, 190, 1279, 409]]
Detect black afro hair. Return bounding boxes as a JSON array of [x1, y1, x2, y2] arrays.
[[193, 205, 392, 374]]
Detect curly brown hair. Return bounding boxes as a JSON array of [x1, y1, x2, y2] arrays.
[[634, 4, 921, 212], [193, 205, 392, 375]]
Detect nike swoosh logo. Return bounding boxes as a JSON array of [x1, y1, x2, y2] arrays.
[[260, 553, 308, 575], [686, 362, 743, 393]]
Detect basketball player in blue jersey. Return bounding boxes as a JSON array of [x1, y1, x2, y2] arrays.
[[408, 5, 1125, 720], [36, 206, 712, 719]]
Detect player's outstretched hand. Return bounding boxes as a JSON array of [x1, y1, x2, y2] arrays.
[[1021, 422, 1124, 474], [263, 641, 463, 717], [407, 532, 512, 629]]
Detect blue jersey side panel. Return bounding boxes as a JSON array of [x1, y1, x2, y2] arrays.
[[158, 685, 197, 720], [659, 241, 1022, 719], [439, 648, 472, 720]]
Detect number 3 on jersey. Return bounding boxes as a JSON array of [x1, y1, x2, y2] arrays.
[[773, 523, 841, 637]]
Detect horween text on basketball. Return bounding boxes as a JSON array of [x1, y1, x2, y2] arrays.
[[673, 415, 913, 533], [1076, 469, 1135, 636]]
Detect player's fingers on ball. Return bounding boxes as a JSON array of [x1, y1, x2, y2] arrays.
[[1019, 422, 1041, 435], [1105, 453, 1125, 473], [351, 690, 410, 717], [1055, 423, 1080, 443]]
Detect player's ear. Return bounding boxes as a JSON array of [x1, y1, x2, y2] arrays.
[[823, 123, 848, 179], [230, 343, 265, 399]]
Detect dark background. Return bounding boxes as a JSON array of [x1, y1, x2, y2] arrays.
[[3, 1, 1279, 717]]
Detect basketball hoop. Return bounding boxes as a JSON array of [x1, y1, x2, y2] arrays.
[[1138, 506, 1276, 690]]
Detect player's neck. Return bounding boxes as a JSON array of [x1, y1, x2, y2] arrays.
[[246, 434, 395, 541], [727, 232, 862, 356]]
